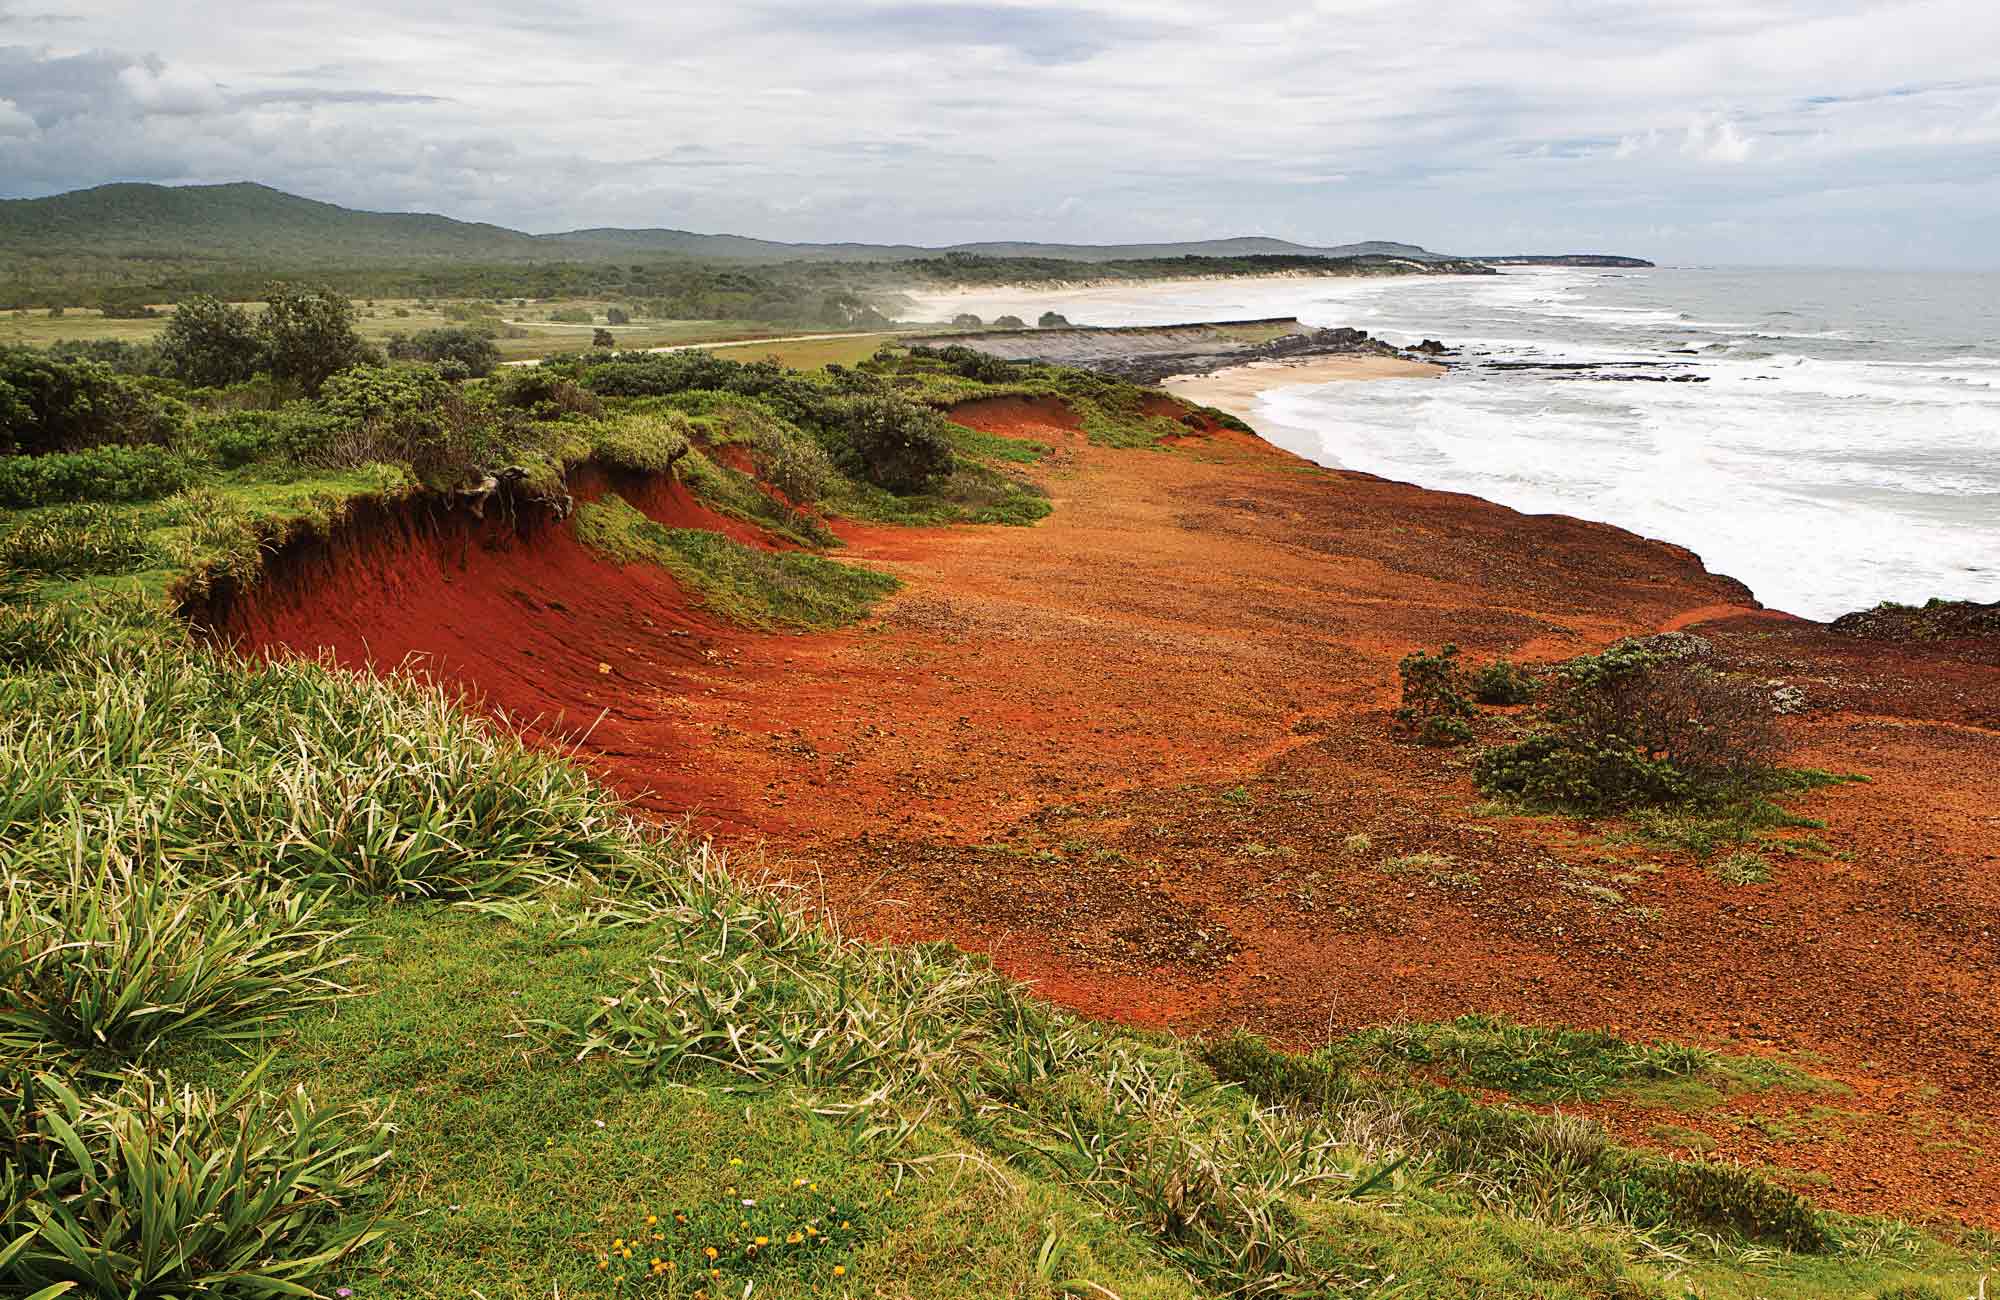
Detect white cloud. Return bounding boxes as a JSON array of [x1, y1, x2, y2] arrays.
[[0, 96, 34, 136], [2, 1, 1998, 265], [115, 61, 224, 115]]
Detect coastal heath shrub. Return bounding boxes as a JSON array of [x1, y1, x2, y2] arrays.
[[816, 391, 954, 494], [1471, 659, 1536, 706], [1394, 643, 1473, 737], [1474, 642, 1780, 810], [1, 345, 186, 456], [0, 445, 199, 507]]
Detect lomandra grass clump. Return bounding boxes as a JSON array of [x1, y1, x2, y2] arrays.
[[1, 1067, 390, 1298], [0, 863, 351, 1065]]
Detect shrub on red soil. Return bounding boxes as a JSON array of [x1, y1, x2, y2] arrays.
[[1476, 641, 1781, 811]]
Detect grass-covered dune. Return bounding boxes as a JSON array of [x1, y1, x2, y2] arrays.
[[2, 326, 1995, 1299]]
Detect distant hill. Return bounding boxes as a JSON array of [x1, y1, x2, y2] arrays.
[[0, 182, 1462, 267], [0, 182, 545, 263]]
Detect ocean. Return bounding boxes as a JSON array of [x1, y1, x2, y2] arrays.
[[913, 269, 2000, 620]]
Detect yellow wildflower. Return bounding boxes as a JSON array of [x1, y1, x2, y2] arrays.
[[728, 1157, 743, 1167], [786, 1232, 803, 1244], [754, 1235, 769, 1246], [834, 1264, 847, 1277], [704, 1246, 718, 1261]]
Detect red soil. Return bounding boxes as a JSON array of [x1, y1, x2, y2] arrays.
[[203, 408, 2000, 1227]]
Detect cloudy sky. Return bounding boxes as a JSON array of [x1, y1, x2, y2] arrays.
[[3, 0, 1997, 266]]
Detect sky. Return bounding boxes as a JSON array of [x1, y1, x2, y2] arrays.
[[2, 0, 1998, 267]]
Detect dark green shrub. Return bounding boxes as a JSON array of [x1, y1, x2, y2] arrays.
[[1038, 311, 1072, 328], [259, 284, 374, 395], [0, 446, 199, 507], [385, 327, 502, 378], [489, 366, 602, 420], [190, 407, 342, 469], [0, 347, 185, 456], [817, 392, 955, 493], [1473, 642, 1780, 811], [605, 306, 631, 326], [1474, 732, 1693, 810], [592, 329, 616, 348], [994, 315, 1026, 329], [1417, 715, 1475, 747], [317, 364, 498, 485], [157, 294, 263, 388], [46, 339, 160, 376], [1471, 659, 1536, 706], [1394, 643, 1472, 731]]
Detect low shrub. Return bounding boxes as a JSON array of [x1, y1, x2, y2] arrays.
[[1417, 715, 1475, 747], [1474, 642, 1782, 812], [0, 444, 199, 507], [0, 503, 160, 577], [752, 420, 839, 505], [816, 391, 955, 494], [489, 366, 602, 420], [1, 346, 186, 456], [1471, 659, 1536, 706], [317, 363, 501, 486], [386, 326, 502, 377], [1395, 644, 1473, 731], [1474, 732, 1694, 809]]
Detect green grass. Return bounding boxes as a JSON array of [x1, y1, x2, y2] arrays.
[[943, 418, 1054, 464], [1342, 1014, 1816, 1105], [821, 457, 1053, 527], [571, 492, 897, 630], [672, 442, 836, 547]]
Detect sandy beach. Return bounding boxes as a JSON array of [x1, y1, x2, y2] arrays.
[[1162, 353, 1440, 425]]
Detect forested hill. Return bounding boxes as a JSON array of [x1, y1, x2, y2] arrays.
[[0, 181, 1450, 265]]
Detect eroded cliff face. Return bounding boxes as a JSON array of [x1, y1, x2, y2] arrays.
[[192, 398, 2000, 1226]]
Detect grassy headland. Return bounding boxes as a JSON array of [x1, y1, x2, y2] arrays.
[[1, 304, 1993, 1299]]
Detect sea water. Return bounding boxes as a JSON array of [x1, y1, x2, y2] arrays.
[[915, 269, 2000, 620]]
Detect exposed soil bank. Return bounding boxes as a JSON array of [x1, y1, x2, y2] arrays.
[[206, 400, 2000, 1227]]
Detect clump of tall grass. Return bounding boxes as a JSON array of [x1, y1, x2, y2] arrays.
[[0, 502, 160, 578], [1, 1066, 390, 1298], [1, 860, 351, 1066], [0, 632, 628, 899]]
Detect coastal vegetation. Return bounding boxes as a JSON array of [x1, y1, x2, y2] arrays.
[[2, 295, 1993, 1299]]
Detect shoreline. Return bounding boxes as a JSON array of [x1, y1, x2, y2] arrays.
[[1161, 353, 1442, 423]]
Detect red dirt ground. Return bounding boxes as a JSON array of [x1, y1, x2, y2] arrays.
[[205, 402, 2000, 1228]]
